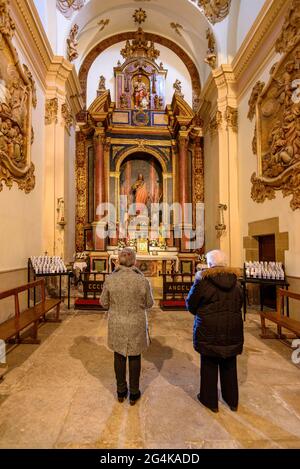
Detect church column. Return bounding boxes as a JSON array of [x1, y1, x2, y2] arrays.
[[93, 126, 107, 251], [177, 130, 191, 252], [208, 65, 241, 266]]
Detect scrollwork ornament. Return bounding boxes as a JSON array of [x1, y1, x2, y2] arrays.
[[251, 173, 276, 204], [56, 0, 85, 19], [0, 0, 35, 194]]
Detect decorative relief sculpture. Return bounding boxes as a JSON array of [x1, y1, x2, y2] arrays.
[[170, 22, 183, 36], [45, 98, 58, 125], [62, 103, 74, 133], [247, 81, 265, 121], [0, 0, 35, 194], [56, 0, 85, 19], [275, 0, 300, 54], [133, 8, 147, 25], [204, 28, 217, 70], [209, 110, 222, 135], [225, 106, 238, 133], [23, 64, 37, 109], [67, 24, 79, 62], [98, 19, 110, 32], [251, 0, 300, 210], [191, 0, 232, 24]]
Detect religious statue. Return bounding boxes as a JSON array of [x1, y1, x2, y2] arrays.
[[130, 173, 149, 211], [67, 24, 79, 62], [133, 75, 149, 109], [97, 75, 106, 96], [154, 94, 163, 110], [120, 93, 129, 109], [173, 79, 184, 98]]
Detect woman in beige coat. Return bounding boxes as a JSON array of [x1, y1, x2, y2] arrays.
[[100, 248, 154, 405]]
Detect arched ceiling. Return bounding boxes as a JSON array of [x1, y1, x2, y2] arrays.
[[69, 0, 212, 85]]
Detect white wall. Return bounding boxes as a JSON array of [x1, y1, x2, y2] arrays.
[[86, 42, 193, 108], [238, 54, 300, 277], [236, 0, 265, 51], [0, 37, 46, 273]]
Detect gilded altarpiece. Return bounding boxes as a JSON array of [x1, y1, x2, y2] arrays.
[[0, 0, 35, 193], [251, 0, 300, 210], [75, 28, 204, 253]]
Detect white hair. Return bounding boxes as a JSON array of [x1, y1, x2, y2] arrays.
[[118, 247, 136, 267], [206, 250, 228, 268]]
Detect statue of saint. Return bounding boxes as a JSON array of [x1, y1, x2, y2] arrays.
[[133, 75, 149, 109], [130, 173, 149, 211]]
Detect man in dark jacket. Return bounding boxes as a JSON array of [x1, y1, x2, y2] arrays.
[[186, 250, 244, 413]]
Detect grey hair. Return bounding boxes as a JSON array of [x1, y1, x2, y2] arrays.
[[206, 250, 228, 268], [118, 247, 136, 267]]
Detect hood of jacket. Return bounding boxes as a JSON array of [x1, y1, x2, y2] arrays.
[[197, 266, 241, 292]]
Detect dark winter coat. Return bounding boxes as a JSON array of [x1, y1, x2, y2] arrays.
[[186, 267, 244, 359]]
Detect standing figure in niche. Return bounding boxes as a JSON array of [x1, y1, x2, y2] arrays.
[[130, 173, 149, 214], [133, 75, 149, 109]]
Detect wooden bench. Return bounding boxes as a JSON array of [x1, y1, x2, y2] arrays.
[[260, 289, 300, 340], [0, 279, 61, 345]]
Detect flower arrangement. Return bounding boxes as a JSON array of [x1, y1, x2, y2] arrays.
[[198, 254, 207, 264]]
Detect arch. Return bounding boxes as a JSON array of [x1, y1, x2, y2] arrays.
[[115, 146, 169, 175], [79, 32, 201, 111]]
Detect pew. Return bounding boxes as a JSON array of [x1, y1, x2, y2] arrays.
[[260, 289, 300, 340], [0, 279, 61, 345]]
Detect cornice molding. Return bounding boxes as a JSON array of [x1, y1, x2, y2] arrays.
[[11, 0, 83, 113]]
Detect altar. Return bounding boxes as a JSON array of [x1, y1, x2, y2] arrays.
[[108, 252, 179, 277], [75, 24, 205, 271]]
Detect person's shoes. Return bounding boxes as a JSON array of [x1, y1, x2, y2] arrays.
[[117, 389, 128, 403], [129, 391, 141, 406], [197, 393, 218, 413], [230, 406, 238, 412]]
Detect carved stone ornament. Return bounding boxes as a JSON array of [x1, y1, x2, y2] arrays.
[[56, 0, 85, 19], [61, 103, 74, 133], [0, 0, 35, 194], [225, 106, 238, 133], [251, 4, 300, 210], [45, 98, 58, 125], [247, 81, 265, 121], [191, 0, 232, 24], [120, 27, 160, 61], [275, 0, 300, 54], [67, 24, 79, 62], [170, 22, 183, 36], [204, 28, 217, 70], [209, 110, 222, 135], [133, 8, 147, 25], [23, 64, 37, 109]]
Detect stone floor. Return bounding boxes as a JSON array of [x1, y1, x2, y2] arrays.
[[0, 306, 299, 449]]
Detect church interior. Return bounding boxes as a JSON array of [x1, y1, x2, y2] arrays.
[[0, 0, 300, 450]]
